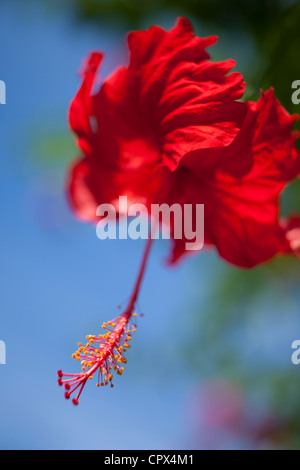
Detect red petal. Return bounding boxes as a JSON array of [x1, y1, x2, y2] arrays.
[[68, 18, 235, 219], [168, 91, 300, 268], [126, 18, 245, 171], [69, 52, 103, 155], [68, 157, 172, 222]]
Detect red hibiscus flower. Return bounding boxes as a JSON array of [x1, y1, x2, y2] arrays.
[[67, 17, 299, 268], [58, 17, 300, 405]]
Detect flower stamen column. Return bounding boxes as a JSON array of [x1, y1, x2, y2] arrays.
[[57, 236, 153, 405]]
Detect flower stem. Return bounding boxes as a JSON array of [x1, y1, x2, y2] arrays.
[[123, 235, 154, 320]]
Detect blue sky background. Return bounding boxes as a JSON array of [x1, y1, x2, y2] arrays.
[[0, 0, 299, 450]]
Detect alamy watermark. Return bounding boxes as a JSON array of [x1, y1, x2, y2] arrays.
[[291, 80, 300, 105], [96, 196, 204, 251], [0, 80, 6, 105], [0, 340, 6, 365], [291, 340, 300, 365]]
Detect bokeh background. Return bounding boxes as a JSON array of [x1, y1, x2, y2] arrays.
[[0, 0, 300, 450]]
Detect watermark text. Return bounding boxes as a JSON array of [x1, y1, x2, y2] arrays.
[[0, 340, 6, 365], [291, 80, 300, 105], [0, 80, 6, 105], [96, 196, 204, 251]]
